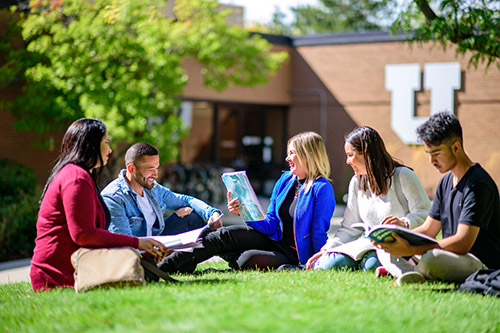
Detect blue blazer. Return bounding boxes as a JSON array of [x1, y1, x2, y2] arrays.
[[246, 172, 335, 264]]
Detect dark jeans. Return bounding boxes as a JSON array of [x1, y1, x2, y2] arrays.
[[158, 225, 299, 273], [161, 210, 206, 235]]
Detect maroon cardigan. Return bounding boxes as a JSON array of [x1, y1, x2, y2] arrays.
[[30, 164, 139, 291]]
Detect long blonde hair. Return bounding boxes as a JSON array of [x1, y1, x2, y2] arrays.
[[288, 131, 331, 192]]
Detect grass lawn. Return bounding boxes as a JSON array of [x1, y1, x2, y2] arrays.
[[1, 260, 499, 332]]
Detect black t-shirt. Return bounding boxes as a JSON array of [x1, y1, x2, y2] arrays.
[[429, 164, 500, 268], [278, 178, 305, 254]]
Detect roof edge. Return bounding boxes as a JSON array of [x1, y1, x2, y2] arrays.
[[252, 30, 410, 47], [292, 30, 408, 47], [250, 32, 293, 46]]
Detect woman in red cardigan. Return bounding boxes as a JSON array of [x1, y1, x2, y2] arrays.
[[30, 118, 166, 291]]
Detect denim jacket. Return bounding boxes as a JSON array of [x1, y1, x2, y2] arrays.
[[246, 172, 335, 264], [101, 170, 221, 236]]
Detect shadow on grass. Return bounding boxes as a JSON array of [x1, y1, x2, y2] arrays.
[[172, 277, 238, 286], [157, 271, 239, 287]]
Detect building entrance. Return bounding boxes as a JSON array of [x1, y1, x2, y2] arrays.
[[174, 101, 288, 198]]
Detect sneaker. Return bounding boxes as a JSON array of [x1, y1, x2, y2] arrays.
[[394, 271, 426, 286], [276, 264, 306, 272], [200, 268, 233, 274], [375, 266, 391, 278]]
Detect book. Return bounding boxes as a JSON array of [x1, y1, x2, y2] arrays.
[[325, 237, 376, 261], [367, 224, 437, 245], [325, 223, 437, 261], [221, 170, 266, 222], [351, 222, 438, 246], [150, 214, 223, 252]]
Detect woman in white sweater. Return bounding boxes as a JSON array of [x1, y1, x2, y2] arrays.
[[306, 126, 431, 271]]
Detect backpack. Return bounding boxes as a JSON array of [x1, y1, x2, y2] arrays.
[[459, 269, 500, 297]]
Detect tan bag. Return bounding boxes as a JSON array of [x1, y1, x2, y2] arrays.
[[71, 247, 146, 292]]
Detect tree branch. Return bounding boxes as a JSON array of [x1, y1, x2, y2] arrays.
[[413, 0, 439, 25]]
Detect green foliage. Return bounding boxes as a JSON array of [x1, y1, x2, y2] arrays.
[[0, 159, 39, 261], [2, 266, 500, 332], [292, 0, 393, 34], [0, 0, 288, 162], [261, 0, 499, 71], [0, 159, 37, 200], [0, 191, 39, 261], [391, 0, 500, 70], [264, 0, 394, 35]]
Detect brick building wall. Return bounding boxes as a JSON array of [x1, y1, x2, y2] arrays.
[[295, 40, 500, 197]]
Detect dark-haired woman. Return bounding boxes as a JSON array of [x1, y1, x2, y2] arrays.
[[306, 126, 431, 271], [30, 118, 166, 291]]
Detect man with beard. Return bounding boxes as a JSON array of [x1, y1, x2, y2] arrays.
[[102, 143, 222, 238], [375, 112, 500, 285]]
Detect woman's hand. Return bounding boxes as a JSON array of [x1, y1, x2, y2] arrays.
[[381, 215, 407, 228], [138, 238, 171, 263], [208, 212, 223, 230], [226, 191, 241, 215], [306, 250, 325, 270]]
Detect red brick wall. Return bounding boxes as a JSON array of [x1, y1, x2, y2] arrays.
[[296, 41, 500, 197]]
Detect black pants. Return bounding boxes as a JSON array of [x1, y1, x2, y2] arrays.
[[159, 225, 299, 273], [161, 210, 206, 235]]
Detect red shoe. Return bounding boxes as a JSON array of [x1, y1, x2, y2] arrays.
[[375, 266, 391, 278]]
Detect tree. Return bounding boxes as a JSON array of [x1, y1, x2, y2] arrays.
[[0, 0, 288, 161], [392, 0, 500, 70], [275, 0, 499, 70], [271, 0, 393, 35], [249, 7, 294, 36]]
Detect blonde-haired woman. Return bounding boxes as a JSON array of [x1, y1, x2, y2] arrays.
[[288, 131, 332, 192], [159, 131, 336, 272]]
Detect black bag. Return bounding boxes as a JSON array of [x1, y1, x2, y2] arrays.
[[459, 269, 500, 297], [140, 256, 178, 284]]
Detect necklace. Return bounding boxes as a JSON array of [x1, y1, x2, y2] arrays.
[[294, 179, 304, 199]]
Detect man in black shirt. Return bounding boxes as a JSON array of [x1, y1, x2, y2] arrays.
[[376, 112, 500, 284]]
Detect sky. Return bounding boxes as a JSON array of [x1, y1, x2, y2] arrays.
[[218, 0, 320, 25]]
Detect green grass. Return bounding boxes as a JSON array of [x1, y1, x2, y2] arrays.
[[1, 261, 499, 332]]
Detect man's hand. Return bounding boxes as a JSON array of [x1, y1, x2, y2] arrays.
[[373, 231, 414, 257], [208, 212, 223, 230], [175, 207, 192, 218], [226, 191, 241, 215]]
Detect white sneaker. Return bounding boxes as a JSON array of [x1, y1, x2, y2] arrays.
[[395, 271, 426, 286]]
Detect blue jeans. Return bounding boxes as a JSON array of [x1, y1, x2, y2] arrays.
[[312, 250, 381, 271], [161, 210, 206, 235]]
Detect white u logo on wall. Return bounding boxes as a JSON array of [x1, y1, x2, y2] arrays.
[[385, 62, 461, 144]]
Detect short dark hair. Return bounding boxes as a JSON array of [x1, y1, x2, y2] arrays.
[[345, 126, 403, 196], [125, 143, 159, 165], [416, 112, 463, 146]]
